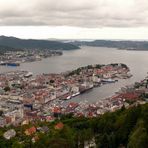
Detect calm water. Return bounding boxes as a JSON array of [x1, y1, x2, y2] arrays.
[[1, 46, 148, 103]]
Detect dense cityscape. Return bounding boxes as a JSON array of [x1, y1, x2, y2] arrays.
[[0, 50, 62, 66], [0, 60, 147, 147], [0, 61, 148, 145], [0, 63, 131, 126], [0, 0, 148, 147]]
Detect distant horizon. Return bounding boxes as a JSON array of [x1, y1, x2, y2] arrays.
[[0, 26, 148, 41], [1, 34, 148, 42]]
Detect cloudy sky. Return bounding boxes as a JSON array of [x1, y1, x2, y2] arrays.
[[0, 0, 148, 39]]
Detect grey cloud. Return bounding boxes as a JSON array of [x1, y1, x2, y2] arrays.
[[0, 0, 148, 27]]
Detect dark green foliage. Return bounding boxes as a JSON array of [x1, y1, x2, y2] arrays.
[[0, 103, 148, 148], [4, 86, 10, 92], [95, 64, 103, 69], [0, 45, 20, 54], [49, 80, 55, 84], [0, 36, 79, 50], [120, 63, 128, 69], [66, 64, 103, 76], [0, 110, 3, 116], [128, 120, 148, 148]]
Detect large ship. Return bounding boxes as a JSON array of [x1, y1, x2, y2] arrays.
[[7, 62, 20, 66], [102, 78, 117, 83], [71, 92, 80, 97], [0, 60, 20, 66]]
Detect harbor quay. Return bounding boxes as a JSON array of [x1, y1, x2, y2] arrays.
[[0, 63, 137, 126]]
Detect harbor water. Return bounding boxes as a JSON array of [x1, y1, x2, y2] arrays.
[[1, 46, 148, 103]]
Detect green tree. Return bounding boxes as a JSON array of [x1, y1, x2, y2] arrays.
[[0, 110, 3, 116], [4, 86, 10, 92], [128, 120, 148, 148]]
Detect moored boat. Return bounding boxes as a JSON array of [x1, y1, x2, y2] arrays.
[[7, 62, 20, 66], [102, 78, 117, 83], [71, 92, 80, 97], [24, 72, 33, 78]]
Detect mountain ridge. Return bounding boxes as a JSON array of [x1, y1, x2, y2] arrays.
[[71, 39, 148, 50], [0, 35, 80, 50]]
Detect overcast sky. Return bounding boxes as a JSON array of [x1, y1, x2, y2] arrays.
[[0, 0, 148, 40]]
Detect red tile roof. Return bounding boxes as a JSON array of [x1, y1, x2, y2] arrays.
[[53, 107, 61, 113], [25, 126, 36, 135], [119, 92, 140, 100], [54, 122, 64, 130]]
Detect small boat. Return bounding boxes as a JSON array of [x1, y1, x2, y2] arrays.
[[24, 72, 33, 78], [0, 61, 6, 65], [66, 95, 72, 100]]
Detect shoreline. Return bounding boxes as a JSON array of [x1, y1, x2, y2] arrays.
[[0, 62, 147, 127]]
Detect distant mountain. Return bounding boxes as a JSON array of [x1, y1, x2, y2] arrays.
[[71, 40, 148, 50], [0, 36, 79, 50]]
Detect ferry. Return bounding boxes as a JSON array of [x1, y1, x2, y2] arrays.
[[102, 78, 117, 83]]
